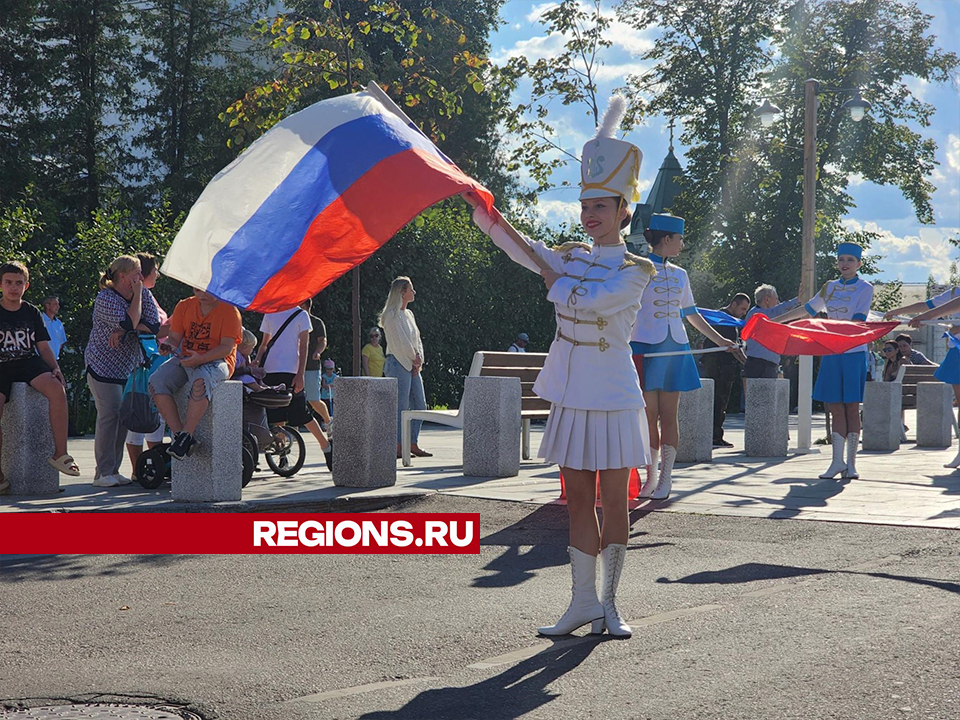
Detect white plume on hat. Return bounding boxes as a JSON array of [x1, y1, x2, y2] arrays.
[[596, 95, 627, 140]]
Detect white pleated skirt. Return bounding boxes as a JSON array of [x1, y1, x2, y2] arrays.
[[539, 404, 651, 471]]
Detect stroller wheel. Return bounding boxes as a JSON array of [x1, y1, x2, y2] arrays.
[[242, 430, 259, 470], [136, 443, 171, 489], [265, 425, 306, 477], [242, 445, 256, 488]]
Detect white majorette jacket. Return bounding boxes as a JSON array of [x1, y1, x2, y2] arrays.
[[804, 275, 874, 353], [630, 254, 696, 345], [473, 207, 655, 411]]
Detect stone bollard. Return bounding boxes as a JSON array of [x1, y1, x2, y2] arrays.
[[333, 377, 398, 488], [463, 376, 521, 478], [861, 381, 902, 451], [677, 378, 714, 464], [916, 382, 953, 449], [171, 380, 243, 502], [0, 383, 59, 495], [744, 378, 790, 457]]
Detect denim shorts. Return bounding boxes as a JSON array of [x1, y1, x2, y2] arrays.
[[149, 357, 230, 401]]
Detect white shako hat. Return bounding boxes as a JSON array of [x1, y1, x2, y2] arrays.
[[579, 95, 643, 203]]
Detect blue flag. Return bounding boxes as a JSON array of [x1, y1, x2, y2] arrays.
[[698, 308, 745, 328]]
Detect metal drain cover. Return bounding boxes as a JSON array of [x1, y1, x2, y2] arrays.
[[0, 705, 190, 719]]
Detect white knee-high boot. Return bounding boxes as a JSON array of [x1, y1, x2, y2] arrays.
[[537, 546, 604, 636], [651, 445, 676, 500], [599, 544, 632, 637], [844, 432, 860, 479], [638, 447, 660, 498], [819, 432, 847, 479]]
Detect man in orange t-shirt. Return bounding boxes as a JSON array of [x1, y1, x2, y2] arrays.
[[148, 289, 243, 460]]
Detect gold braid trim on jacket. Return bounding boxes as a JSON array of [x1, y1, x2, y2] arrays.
[[619, 252, 656, 276]]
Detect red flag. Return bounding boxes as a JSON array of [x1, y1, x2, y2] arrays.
[[742, 314, 899, 356]]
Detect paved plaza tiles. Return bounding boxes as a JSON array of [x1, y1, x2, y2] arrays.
[[3, 409, 959, 530]]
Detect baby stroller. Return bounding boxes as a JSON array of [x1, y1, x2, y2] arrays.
[[135, 336, 259, 489], [242, 388, 306, 478]]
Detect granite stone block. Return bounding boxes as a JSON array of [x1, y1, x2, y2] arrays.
[[744, 378, 790, 457], [862, 381, 902, 451], [171, 380, 243, 502], [463, 376, 521, 478], [677, 378, 714, 464], [0, 383, 59, 495], [333, 377, 398, 488], [916, 382, 953, 449]]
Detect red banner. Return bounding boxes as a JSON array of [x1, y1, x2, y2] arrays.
[[1, 513, 481, 554], [742, 314, 899, 356]]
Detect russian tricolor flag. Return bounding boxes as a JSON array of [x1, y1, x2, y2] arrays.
[[161, 83, 494, 312]]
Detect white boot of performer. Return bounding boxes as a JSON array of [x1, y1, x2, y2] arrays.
[[638, 447, 660, 498], [538, 546, 604, 636], [944, 443, 960, 469], [819, 432, 847, 479], [844, 432, 860, 479], [599, 543, 632, 637], [651, 445, 676, 500]]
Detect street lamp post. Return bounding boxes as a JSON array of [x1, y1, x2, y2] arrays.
[[798, 78, 819, 450], [755, 81, 871, 450]]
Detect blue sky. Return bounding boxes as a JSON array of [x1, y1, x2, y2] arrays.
[[489, 0, 960, 285]]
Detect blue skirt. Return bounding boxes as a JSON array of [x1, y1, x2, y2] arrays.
[[813, 353, 867, 404], [935, 347, 960, 385], [631, 338, 702, 392]]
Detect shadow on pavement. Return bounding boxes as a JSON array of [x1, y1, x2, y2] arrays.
[[656, 561, 960, 595], [357, 637, 600, 720], [473, 505, 673, 588], [0, 553, 189, 582]]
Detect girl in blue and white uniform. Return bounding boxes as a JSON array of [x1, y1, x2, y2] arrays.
[[896, 287, 960, 467], [630, 215, 741, 499], [777, 243, 873, 479]]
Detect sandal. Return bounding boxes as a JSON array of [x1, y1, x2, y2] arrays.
[[48, 454, 81, 477]]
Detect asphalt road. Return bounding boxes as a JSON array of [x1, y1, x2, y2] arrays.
[[3, 496, 960, 719]]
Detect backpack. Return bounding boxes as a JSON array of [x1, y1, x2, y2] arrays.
[[119, 335, 162, 433]]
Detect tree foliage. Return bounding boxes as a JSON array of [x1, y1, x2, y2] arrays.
[[497, 0, 644, 193], [617, 0, 958, 308]]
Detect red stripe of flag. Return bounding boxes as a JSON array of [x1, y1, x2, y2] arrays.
[[249, 148, 494, 312]]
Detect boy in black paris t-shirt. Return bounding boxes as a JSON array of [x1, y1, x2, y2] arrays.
[[0, 261, 81, 493]]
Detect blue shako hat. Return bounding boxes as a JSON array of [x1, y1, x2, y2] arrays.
[[649, 213, 685, 235], [836, 242, 863, 260]]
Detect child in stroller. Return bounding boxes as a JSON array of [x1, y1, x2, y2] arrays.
[[237, 329, 312, 477]]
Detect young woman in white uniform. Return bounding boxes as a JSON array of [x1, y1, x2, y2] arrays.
[[466, 98, 653, 637]]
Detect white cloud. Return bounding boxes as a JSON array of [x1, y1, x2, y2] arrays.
[[534, 197, 582, 227], [843, 218, 959, 283], [904, 76, 930, 102], [946, 134, 960, 174]]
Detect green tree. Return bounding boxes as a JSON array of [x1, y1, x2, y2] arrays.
[[618, 0, 958, 308], [131, 0, 271, 213]]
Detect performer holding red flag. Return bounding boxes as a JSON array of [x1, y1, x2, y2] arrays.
[[466, 97, 653, 639], [776, 243, 874, 479]]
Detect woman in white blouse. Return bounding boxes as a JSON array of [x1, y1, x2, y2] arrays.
[[378, 276, 432, 459]]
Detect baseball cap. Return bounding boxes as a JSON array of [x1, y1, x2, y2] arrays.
[[517, 333, 529, 341]]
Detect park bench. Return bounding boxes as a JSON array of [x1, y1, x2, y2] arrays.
[[897, 364, 939, 410], [401, 351, 550, 467]]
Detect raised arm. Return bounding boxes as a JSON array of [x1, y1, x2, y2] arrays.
[[884, 299, 933, 319], [909, 294, 960, 328], [465, 194, 565, 275]]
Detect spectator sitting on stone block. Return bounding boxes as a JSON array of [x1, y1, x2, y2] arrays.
[[0, 260, 80, 493], [149, 289, 243, 461]]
